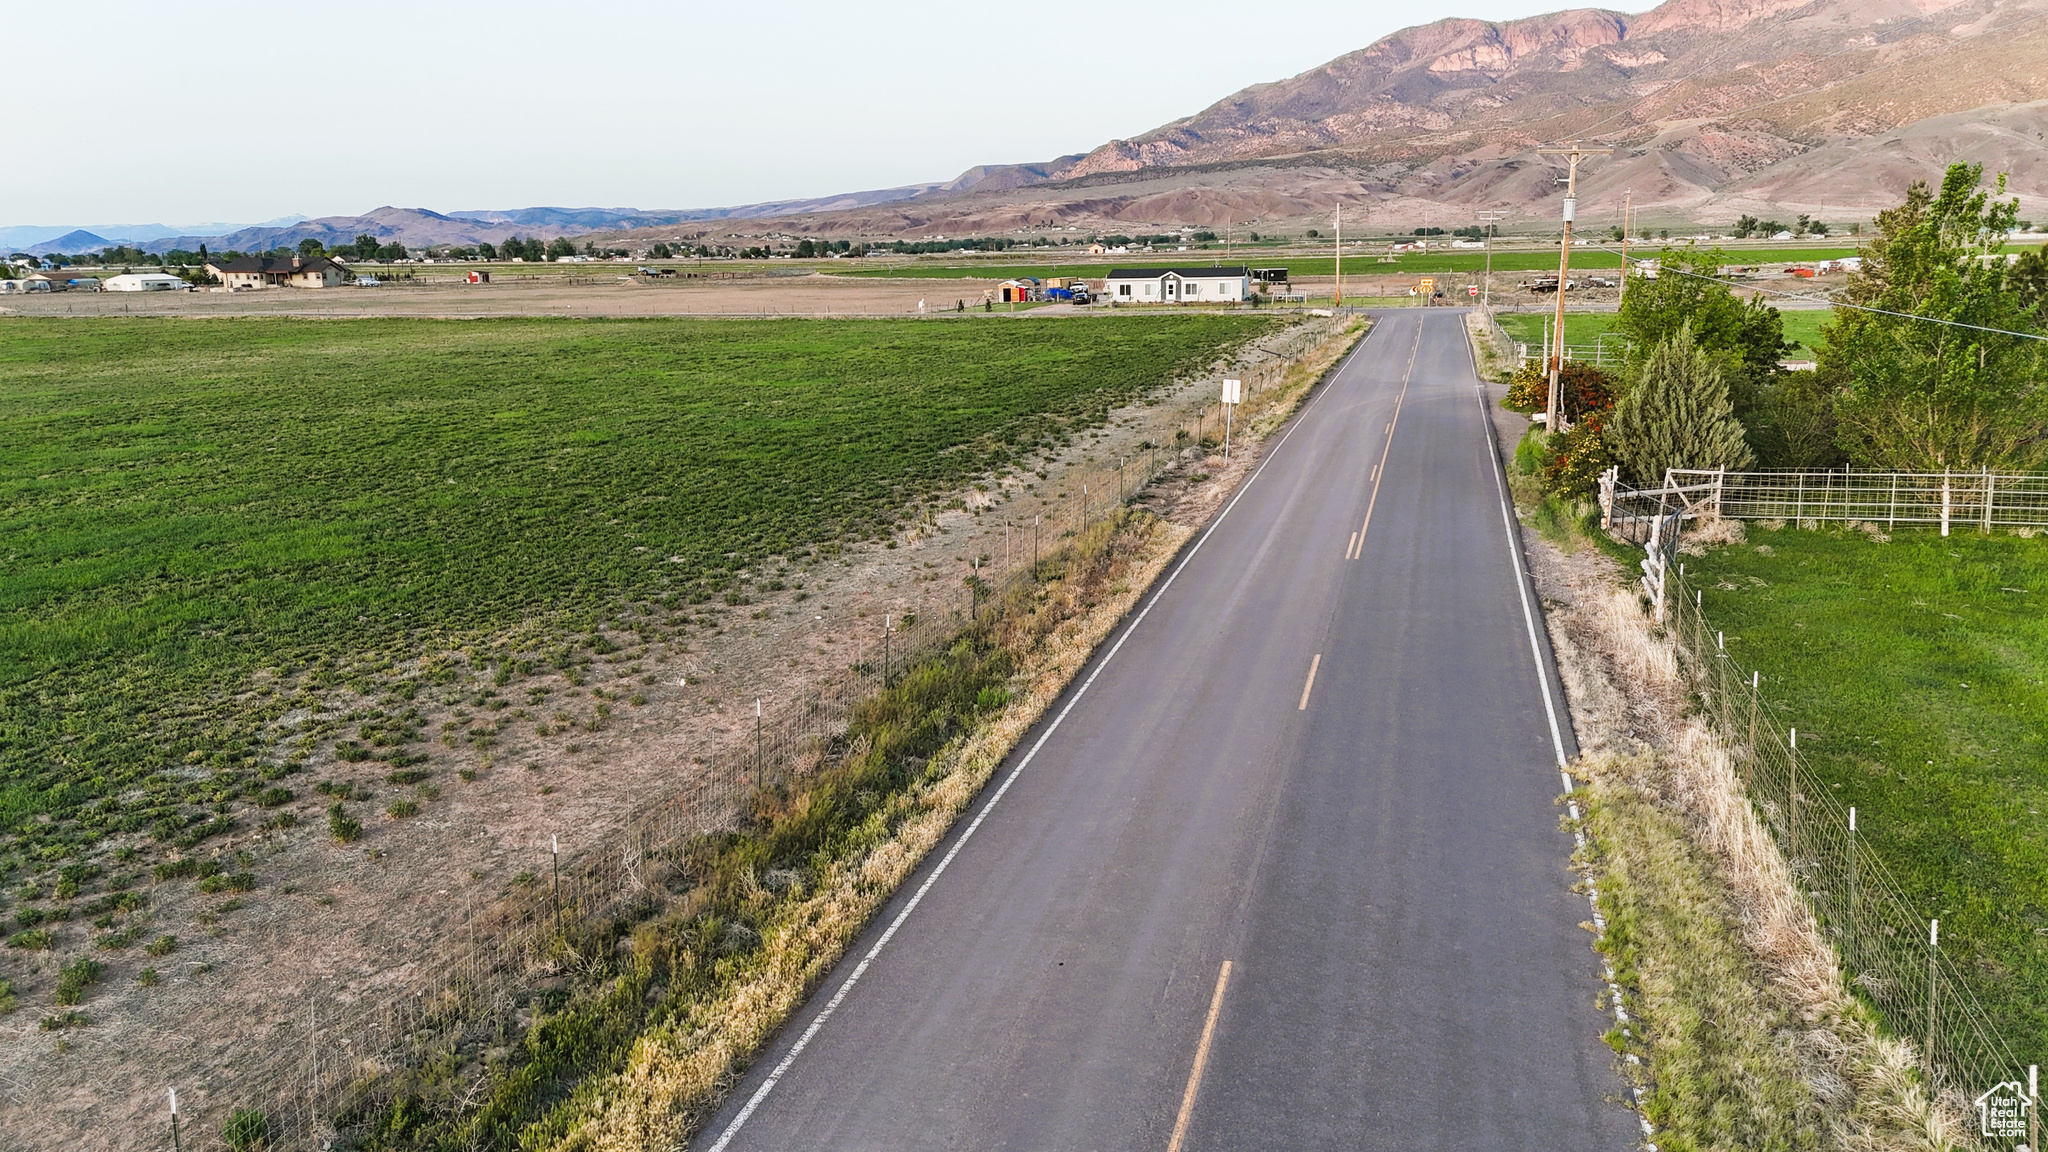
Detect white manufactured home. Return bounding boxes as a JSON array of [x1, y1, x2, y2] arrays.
[[1102, 265, 1251, 304]]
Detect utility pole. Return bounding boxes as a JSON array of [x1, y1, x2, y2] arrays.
[[1536, 142, 1613, 431], [1620, 188, 1634, 302], [1478, 211, 1506, 310], [1333, 204, 1342, 309]]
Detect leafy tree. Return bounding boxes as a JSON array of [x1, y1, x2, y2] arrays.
[[1820, 162, 2046, 469], [793, 239, 815, 258], [478, 241, 498, 261], [545, 238, 576, 260], [649, 242, 671, 259], [1605, 324, 1755, 484], [298, 238, 325, 258], [350, 233, 381, 260], [1733, 215, 1759, 238], [1616, 246, 1793, 425]]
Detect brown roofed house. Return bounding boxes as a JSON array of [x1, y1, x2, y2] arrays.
[[205, 255, 347, 290]]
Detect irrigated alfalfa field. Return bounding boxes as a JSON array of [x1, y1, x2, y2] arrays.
[[0, 313, 1272, 896]]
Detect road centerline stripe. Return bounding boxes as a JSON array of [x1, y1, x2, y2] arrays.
[[1346, 530, 1359, 559], [1351, 317, 1423, 559], [1298, 653, 1322, 710], [701, 315, 1384, 1152], [1166, 960, 1235, 1152]]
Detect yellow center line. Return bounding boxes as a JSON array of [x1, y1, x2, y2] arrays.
[[1166, 960, 1235, 1152], [1352, 320, 1423, 560], [1298, 653, 1321, 710]]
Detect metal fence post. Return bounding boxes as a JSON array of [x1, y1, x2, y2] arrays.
[[1843, 803, 1859, 971], [1788, 727, 1801, 867], [1942, 470, 1952, 537], [1926, 918, 1940, 1084], [1983, 466, 1994, 533], [1888, 473, 1898, 530]]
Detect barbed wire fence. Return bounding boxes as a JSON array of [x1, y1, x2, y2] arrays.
[[162, 318, 1351, 1150], [1609, 471, 2039, 1118]]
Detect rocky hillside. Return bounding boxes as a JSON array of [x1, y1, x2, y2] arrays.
[[638, 0, 2048, 239]]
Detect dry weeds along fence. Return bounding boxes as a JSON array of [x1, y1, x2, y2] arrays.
[[167, 319, 1362, 1150], [1649, 561, 2030, 1124], [1552, 581, 1959, 1149]]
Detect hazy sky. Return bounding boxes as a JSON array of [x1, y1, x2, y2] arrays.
[[3, 0, 1624, 226]]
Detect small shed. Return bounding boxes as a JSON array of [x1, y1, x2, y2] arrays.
[[997, 277, 1040, 303], [466, 270, 490, 284]]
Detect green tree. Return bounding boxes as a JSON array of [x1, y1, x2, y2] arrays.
[[478, 241, 498, 261], [1820, 162, 2046, 469], [1616, 246, 1793, 422], [1733, 215, 1759, 238], [297, 237, 325, 259], [351, 233, 381, 261], [649, 242, 671, 259], [545, 238, 576, 260], [1605, 324, 1755, 484]]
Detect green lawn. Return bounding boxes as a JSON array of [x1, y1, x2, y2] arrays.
[[1691, 524, 2048, 1057], [1496, 308, 1834, 362], [0, 314, 1273, 867]]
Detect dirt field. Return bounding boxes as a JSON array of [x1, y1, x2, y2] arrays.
[[0, 273, 1009, 319], [0, 270, 1546, 320], [0, 304, 1347, 1148]]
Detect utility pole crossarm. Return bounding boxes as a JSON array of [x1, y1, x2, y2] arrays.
[[1535, 143, 1614, 432]]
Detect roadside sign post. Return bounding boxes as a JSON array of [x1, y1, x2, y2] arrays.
[[1221, 379, 1242, 461], [169, 1088, 182, 1152]]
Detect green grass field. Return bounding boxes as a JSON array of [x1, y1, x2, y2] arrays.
[[1496, 308, 1835, 359], [1691, 524, 2048, 1057], [0, 314, 1274, 869]]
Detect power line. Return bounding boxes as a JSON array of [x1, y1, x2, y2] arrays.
[[1596, 242, 2048, 343]]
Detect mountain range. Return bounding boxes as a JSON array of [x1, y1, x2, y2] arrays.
[[595, 0, 2048, 242], [17, 0, 2048, 256]]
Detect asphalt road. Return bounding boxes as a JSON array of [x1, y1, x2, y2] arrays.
[[697, 309, 1636, 1151]]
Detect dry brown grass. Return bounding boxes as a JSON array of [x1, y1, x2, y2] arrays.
[[1549, 576, 1971, 1149], [537, 514, 1192, 1151]]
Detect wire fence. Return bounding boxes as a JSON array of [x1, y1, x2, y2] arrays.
[[1657, 563, 2031, 1120], [155, 318, 1351, 1150]]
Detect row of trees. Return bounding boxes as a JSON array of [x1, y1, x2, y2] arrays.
[[1731, 213, 1844, 238], [1514, 163, 2048, 489]]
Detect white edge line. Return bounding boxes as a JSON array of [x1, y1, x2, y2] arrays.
[[705, 316, 1381, 1152], [1462, 313, 1571, 773]]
